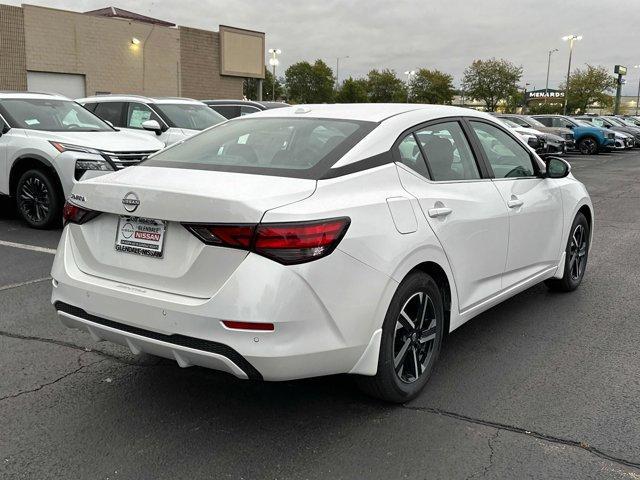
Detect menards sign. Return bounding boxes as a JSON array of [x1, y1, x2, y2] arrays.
[[526, 89, 565, 100]]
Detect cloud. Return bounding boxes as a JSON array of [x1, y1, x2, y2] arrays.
[[6, 0, 640, 94]]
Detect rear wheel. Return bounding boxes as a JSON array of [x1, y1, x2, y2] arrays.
[[545, 212, 590, 292], [357, 271, 444, 403], [16, 169, 62, 229], [578, 136, 599, 155]]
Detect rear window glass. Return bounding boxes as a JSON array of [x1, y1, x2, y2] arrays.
[[144, 117, 375, 179]]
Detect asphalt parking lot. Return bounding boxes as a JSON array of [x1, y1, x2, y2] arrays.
[[1, 151, 640, 479]]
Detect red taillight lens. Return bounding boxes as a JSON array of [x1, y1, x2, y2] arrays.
[[62, 201, 100, 225], [254, 218, 350, 264], [183, 217, 350, 264], [185, 224, 255, 249]]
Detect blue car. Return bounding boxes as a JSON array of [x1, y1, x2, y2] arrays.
[[532, 115, 616, 155]]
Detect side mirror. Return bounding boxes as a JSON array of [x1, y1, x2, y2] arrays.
[[545, 157, 571, 179], [565, 124, 574, 129], [142, 119, 162, 135]]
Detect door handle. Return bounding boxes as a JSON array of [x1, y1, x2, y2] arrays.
[[507, 198, 524, 209], [428, 207, 453, 218]]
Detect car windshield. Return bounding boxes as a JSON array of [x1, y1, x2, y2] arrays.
[[523, 116, 546, 128], [604, 117, 624, 126], [144, 117, 374, 178], [500, 118, 522, 129], [0, 98, 113, 132], [154, 103, 226, 130]]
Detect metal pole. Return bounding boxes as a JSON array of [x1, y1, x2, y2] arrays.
[[636, 74, 640, 116], [272, 64, 276, 100], [545, 49, 557, 104], [563, 38, 574, 115]]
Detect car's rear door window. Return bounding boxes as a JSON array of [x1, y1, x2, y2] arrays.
[[94, 102, 125, 127], [397, 133, 430, 177], [416, 121, 481, 181]]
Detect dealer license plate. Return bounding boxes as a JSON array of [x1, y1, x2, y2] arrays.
[[115, 216, 167, 258]]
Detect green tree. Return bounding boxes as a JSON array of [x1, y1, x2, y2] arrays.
[[366, 69, 406, 103], [409, 68, 455, 104], [244, 68, 283, 101], [504, 87, 525, 113], [462, 58, 522, 111], [335, 77, 368, 103], [285, 60, 334, 104], [561, 65, 616, 114]]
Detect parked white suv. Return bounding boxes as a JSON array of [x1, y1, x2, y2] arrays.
[[78, 95, 227, 146], [0, 92, 163, 228]]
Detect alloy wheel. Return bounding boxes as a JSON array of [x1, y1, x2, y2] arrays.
[[19, 176, 50, 224], [569, 224, 588, 281], [580, 138, 597, 155], [393, 291, 437, 384]]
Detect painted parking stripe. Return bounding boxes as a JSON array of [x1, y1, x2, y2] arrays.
[[0, 277, 52, 292], [0, 240, 56, 255]]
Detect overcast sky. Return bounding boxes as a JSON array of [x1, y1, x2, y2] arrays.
[[7, 0, 640, 94]]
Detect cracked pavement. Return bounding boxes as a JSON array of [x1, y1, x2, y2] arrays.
[[1, 151, 640, 479]]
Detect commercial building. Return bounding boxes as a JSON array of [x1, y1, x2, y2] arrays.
[[0, 4, 265, 99]]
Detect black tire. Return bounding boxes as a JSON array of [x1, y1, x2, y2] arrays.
[[545, 212, 590, 292], [15, 169, 62, 229], [357, 271, 444, 403], [578, 136, 599, 155]]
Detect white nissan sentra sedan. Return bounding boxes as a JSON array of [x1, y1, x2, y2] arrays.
[[51, 104, 592, 402]]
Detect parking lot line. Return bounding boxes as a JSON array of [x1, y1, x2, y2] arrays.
[[0, 240, 56, 255], [0, 276, 52, 292]]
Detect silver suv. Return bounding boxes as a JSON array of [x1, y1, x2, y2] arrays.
[[78, 95, 226, 147]]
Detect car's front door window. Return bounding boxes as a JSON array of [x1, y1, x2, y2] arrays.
[[470, 121, 537, 178], [126, 103, 162, 129]]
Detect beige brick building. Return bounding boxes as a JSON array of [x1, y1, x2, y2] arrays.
[[0, 4, 265, 100]]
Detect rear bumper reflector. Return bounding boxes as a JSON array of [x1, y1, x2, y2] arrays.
[[54, 302, 263, 380], [222, 320, 275, 331]]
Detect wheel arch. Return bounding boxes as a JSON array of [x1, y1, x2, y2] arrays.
[[390, 243, 460, 335], [9, 154, 63, 199]]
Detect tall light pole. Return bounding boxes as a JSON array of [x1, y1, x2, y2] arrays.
[[634, 65, 640, 116], [268, 48, 281, 101], [336, 56, 349, 89], [562, 34, 582, 115], [545, 48, 558, 104], [404, 70, 416, 103]]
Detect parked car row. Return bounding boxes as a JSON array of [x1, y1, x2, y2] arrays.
[[493, 112, 640, 155], [0, 92, 289, 227]]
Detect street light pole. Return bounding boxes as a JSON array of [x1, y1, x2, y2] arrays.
[[562, 34, 582, 115], [545, 48, 558, 104], [268, 48, 281, 101], [404, 70, 416, 103], [634, 65, 640, 116], [336, 56, 349, 89]]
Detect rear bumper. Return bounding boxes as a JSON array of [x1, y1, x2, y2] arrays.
[[51, 227, 395, 381]]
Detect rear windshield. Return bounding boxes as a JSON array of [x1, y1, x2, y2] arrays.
[[144, 117, 376, 179]]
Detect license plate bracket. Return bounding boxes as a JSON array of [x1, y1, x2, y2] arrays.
[[115, 216, 167, 258]]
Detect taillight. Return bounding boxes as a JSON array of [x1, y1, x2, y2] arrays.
[[62, 202, 100, 225], [185, 224, 254, 249], [254, 218, 350, 264], [183, 217, 350, 265]]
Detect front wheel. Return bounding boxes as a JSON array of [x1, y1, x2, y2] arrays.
[[545, 212, 590, 292], [16, 169, 62, 229], [357, 271, 444, 403], [578, 137, 599, 155]]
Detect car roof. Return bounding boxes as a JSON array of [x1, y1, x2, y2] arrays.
[[0, 91, 70, 101], [77, 94, 204, 105], [251, 103, 492, 123]]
